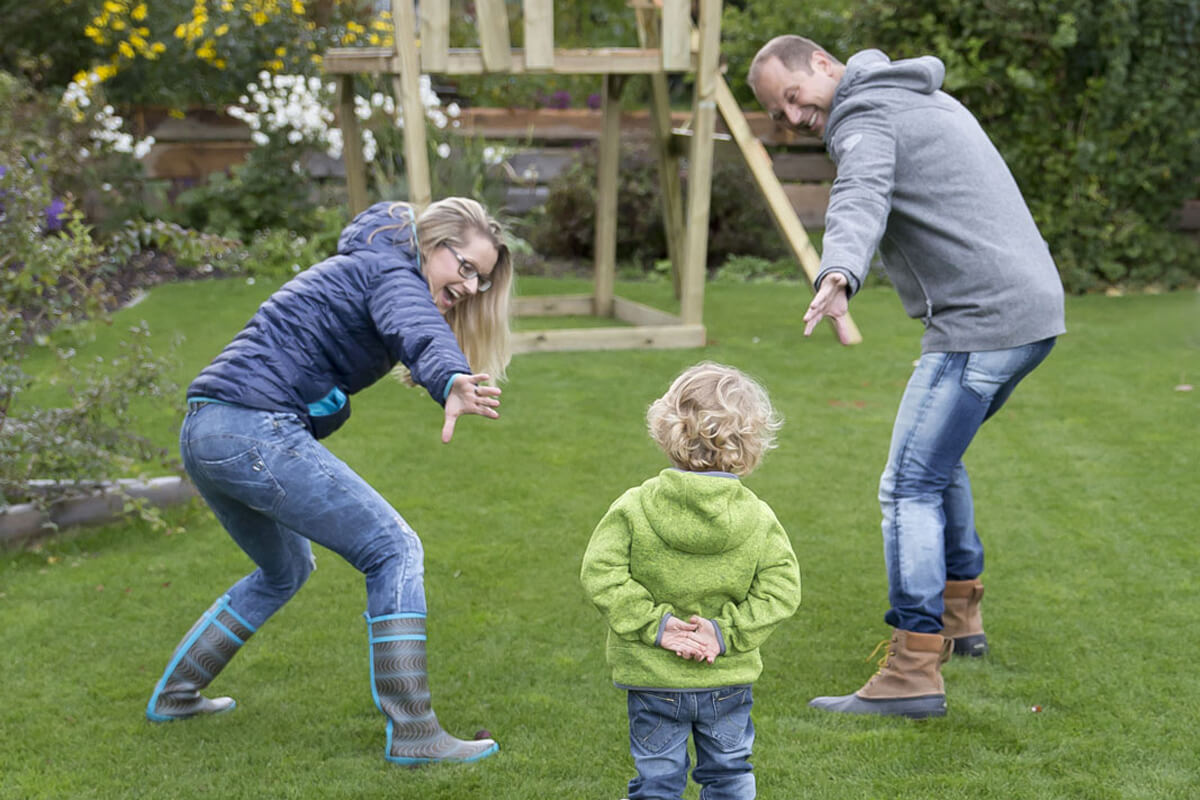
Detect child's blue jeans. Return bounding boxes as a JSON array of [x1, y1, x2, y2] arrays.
[[626, 687, 755, 800]]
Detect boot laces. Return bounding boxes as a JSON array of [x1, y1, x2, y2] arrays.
[[864, 638, 895, 675]]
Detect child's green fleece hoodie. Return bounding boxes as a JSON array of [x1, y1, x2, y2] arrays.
[[581, 469, 801, 689]]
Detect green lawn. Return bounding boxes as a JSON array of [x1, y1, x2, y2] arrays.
[[2, 276, 1198, 799]]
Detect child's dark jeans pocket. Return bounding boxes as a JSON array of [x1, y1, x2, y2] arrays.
[[629, 692, 682, 754], [708, 687, 753, 750]]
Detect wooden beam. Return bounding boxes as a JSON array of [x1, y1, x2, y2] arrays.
[[714, 77, 863, 344], [594, 74, 626, 318], [325, 48, 400, 74], [513, 294, 594, 317], [636, 6, 686, 300], [337, 75, 369, 216], [772, 151, 837, 182], [613, 297, 682, 327], [390, 0, 431, 209], [679, 0, 720, 327], [511, 324, 706, 353], [431, 106, 821, 146], [660, 0, 691, 71], [522, 0, 554, 70], [324, 46, 700, 77], [446, 48, 683, 75], [475, 0, 513, 72], [419, 0, 449, 73]]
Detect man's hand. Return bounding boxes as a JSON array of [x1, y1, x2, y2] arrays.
[[442, 373, 501, 443], [803, 271, 856, 345]]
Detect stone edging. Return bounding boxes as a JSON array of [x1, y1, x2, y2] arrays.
[[0, 476, 198, 546]]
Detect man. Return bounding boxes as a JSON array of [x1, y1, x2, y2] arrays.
[[749, 36, 1065, 718]]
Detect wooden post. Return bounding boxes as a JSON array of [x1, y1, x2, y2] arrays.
[[679, 0, 720, 326], [660, 0, 691, 71], [594, 74, 625, 318], [337, 74, 369, 215], [522, 0, 554, 70], [475, 0, 513, 72], [420, 0, 449, 73], [391, 0, 431, 209], [636, 6, 685, 299], [714, 78, 862, 344]]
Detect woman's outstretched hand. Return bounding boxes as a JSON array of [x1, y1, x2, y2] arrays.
[[442, 373, 501, 443]]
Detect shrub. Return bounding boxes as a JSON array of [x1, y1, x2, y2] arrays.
[[525, 142, 788, 270], [0, 71, 152, 233], [0, 3, 104, 93], [1, 71, 183, 521], [0, 323, 181, 513], [74, 0, 337, 108], [722, 0, 857, 105], [168, 72, 344, 240]]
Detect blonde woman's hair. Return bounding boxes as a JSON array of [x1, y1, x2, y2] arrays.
[[374, 198, 513, 383], [647, 362, 783, 476]]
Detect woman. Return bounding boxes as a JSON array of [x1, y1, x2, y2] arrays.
[[146, 198, 512, 765]]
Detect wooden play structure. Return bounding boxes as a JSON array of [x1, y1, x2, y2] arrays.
[[324, 0, 861, 351]]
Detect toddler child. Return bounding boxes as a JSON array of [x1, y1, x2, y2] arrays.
[[581, 361, 801, 800]]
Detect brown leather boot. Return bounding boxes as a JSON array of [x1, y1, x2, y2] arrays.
[[942, 579, 988, 657], [808, 630, 953, 719]]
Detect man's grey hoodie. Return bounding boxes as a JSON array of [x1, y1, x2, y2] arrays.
[[816, 50, 1065, 352]]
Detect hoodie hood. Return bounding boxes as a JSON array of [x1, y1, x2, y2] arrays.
[[833, 49, 945, 109], [337, 201, 421, 263], [638, 469, 762, 555]]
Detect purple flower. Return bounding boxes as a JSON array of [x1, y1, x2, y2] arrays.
[[586, 93, 602, 110], [549, 90, 572, 109], [45, 198, 66, 231]]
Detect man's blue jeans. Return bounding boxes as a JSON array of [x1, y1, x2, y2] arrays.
[[880, 338, 1056, 633], [626, 687, 755, 800], [180, 402, 427, 629]]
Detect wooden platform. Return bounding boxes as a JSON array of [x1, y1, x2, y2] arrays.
[[511, 295, 705, 353]]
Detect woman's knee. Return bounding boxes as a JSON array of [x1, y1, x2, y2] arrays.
[[355, 516, 425, 575], [263, 548, 316, 597]]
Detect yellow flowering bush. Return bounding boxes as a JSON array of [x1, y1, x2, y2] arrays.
[[72, 0, 384, 108]]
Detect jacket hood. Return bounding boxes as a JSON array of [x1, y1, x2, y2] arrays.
[[337, 201, 422, 263], [638, 469, 760, 555], [834, 49, 945, 106]]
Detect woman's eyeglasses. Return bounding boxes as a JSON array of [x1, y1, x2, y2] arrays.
[[442, 244, 493, 292]]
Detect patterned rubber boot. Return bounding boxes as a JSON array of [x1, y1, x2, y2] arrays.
[[146, 594, 256, 722], [366, 613, 498, 765]]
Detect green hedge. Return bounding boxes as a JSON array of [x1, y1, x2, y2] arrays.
[[523, 142, 788, 268]]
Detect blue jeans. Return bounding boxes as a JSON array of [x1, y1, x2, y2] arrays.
[[880, 338, 1056, 633], [180, 402, 427, 629], [626, 687, 755, 800]]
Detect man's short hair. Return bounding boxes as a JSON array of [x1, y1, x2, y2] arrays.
[[748, 35, 835, 94]]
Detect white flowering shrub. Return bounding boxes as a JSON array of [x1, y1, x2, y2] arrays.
[[61, 76, 157, 161], [221, 70, 510, 208]]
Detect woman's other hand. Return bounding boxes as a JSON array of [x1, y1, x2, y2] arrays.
[[442, 373, 501, 443]]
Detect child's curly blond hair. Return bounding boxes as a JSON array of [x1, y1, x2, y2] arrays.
[[647, 362, 783, 476]]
